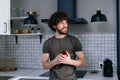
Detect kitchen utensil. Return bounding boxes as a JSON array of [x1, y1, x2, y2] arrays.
[[0, 58, 17, 72], [103, 58, 113, 77], [89, 70, 99, 73], [12, 29, 19, 34]]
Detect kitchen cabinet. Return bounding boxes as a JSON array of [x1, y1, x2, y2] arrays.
[[0, 0, 42, 43], [0, 0, 42, 35], [0, 0, 10, 35]]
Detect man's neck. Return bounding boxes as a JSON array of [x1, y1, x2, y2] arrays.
[[55, 32, 67, 39]]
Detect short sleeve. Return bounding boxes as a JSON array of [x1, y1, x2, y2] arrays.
[[42, 39, 50, 53], [75, 38, 83, 51], [71, 36, 83, 51]]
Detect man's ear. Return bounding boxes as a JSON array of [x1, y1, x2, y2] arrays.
[[53, 26, 56, 28]]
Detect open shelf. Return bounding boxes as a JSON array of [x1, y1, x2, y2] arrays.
[[11, 16, 27, 20], [11, 33, 43, 44], [11, 33, 42, 36]]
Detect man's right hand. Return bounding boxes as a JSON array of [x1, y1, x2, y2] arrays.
[[52, 53, 67, 66]]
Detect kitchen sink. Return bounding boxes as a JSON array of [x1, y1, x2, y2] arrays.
[[19, 79, 48, 80], [17, 70, 87, 80], [40, 70, 87, 78]]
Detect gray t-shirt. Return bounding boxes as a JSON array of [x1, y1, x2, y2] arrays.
[[43, 34, 83, 80]]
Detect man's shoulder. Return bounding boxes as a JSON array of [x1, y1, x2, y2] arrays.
[[47, 35, 55, 40], [67, 34, 78, 40], [67, 34, 80, 44], [44, 35, 55, 44]]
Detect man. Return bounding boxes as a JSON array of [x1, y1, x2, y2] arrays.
[[42, 11, 85, 80]]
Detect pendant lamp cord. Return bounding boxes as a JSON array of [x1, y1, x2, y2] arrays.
[[30, 0, 31, 12]]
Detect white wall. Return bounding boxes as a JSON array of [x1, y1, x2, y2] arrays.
[[39, 0, 116, 34], [11, 0, 116, 34], [31, 0, 116, 34], [76, 0, 116, 34]]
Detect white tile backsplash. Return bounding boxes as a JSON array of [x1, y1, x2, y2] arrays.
[[0, 35, 6, 58], [0, 33, 117, 70]]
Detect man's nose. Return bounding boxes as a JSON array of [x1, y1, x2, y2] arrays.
[[63, 23, 68, 28]]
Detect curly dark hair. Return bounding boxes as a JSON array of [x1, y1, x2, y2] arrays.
[[48, 11, 69, 31]]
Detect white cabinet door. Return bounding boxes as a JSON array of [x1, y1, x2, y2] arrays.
[[0, 0, 10, 35]]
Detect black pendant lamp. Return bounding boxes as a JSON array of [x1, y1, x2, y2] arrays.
[[24, 11, 38, 26], [91, 8, 107, 22], [23, 0, 38, 26]]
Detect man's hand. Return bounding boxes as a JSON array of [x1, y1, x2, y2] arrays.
[[59, 50, 72, 65], [53, 50, 71, 65], [58, 50, 85, 66], [52, 53, 66, 65]]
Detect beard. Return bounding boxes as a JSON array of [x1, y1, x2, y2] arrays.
[[56, 27, 68, 35]]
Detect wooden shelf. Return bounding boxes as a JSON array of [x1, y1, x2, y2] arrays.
[[11, 33, 42, 36], [11, 16, 27, 20], [11, 33, 43, 44]]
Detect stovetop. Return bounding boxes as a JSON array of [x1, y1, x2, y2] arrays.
[[40, 70, 87, 78], [0, 76, 14, 80]]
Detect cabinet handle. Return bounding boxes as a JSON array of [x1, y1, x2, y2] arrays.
[[4, 22, 7, 33]]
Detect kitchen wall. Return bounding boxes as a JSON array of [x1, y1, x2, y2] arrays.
[[0, 36, 5, 58], [3, 0, 117, 70], [4, 33, 117, 70], [11, 0, 116, 34]]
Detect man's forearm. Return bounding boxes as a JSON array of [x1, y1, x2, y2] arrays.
[[69, 59, 85, 67], [42, 60, 56, 69]]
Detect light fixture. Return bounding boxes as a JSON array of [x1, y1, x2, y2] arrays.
[[91, 8, 107, 22], [23, 0, 38, 27], [24, 11, 38, 26]]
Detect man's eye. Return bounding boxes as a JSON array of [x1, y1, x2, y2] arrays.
[[59, 22, 62, 24], [58, 22, 63, 25]]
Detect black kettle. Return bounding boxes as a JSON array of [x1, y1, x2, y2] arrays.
[[103, 58, 113, 77]]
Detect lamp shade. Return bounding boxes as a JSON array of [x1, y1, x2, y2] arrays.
[[24, 11, 38, 26], [91, 9, 107, 22]]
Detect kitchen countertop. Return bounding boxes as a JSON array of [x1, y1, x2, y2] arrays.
[[0, 69, 33, 76], [83, 70, 118, 80], [0, 69, 117, 80]]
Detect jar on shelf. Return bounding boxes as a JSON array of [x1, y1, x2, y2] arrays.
[[31, 27, 35, 33], [37, 28, 41, 33], [19, 7, 24, 17], [11, 8, 16, 17]]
